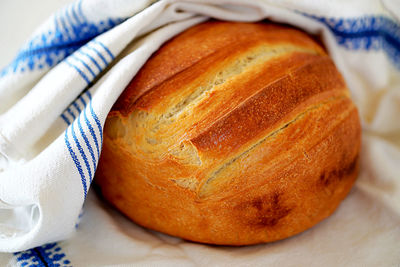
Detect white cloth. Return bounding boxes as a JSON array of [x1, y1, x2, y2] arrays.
[[0, 0, 399, 265]]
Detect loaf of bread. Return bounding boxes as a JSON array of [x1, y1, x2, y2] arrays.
[[95, 21, 361, 245]]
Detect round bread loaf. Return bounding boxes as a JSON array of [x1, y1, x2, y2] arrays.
[[95, 21, 361, 245]]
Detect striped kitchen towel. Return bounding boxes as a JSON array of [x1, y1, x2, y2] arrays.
[[0, 0, 399, 265]]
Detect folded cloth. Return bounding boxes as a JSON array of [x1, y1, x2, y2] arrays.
[[0, 0, 399, 265]]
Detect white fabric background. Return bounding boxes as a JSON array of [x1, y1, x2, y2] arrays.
[[0, 0, 399, 266]]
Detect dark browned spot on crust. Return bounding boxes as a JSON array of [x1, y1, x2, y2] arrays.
[[319, 154, 359, 186], [238, 192, 292, 228]]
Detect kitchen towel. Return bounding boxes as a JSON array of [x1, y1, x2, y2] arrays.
[[0, 0, 399, 265]]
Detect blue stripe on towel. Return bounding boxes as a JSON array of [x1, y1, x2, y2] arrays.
[[14, 243, 72, 267], [78, 50, 102, 72], [302, 14, 400, 69], [61, 113, 70, 125], [71, 54, 96, 78], [66, 107, 88, 198], [70, 121, 89, 197], [86, 44, 109, 65], [61, 87, 102, 195], [92, 40, 115, 60], [0, 0, 124, 77], [65, 59, 90, 85], [73, 102, 97, 182], [71, 1, 82, 24], [63, 6, 77, 41], [66, 3, 77, 26], [65, 125, 87, 198], [67, 107, 76, 121], [68, 106, 92, 191], [77, 0, 86, 21], [59, 11, 70, 41], [80, 95, 100, 160], [86, 90, 103, 143]]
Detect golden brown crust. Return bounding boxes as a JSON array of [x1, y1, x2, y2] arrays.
[[112, 21, 325, 115], [96, 21, 361, 245], [190, 56, 346, 158]]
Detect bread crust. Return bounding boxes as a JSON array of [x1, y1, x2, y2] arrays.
[[95, 21, 361, 245]]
